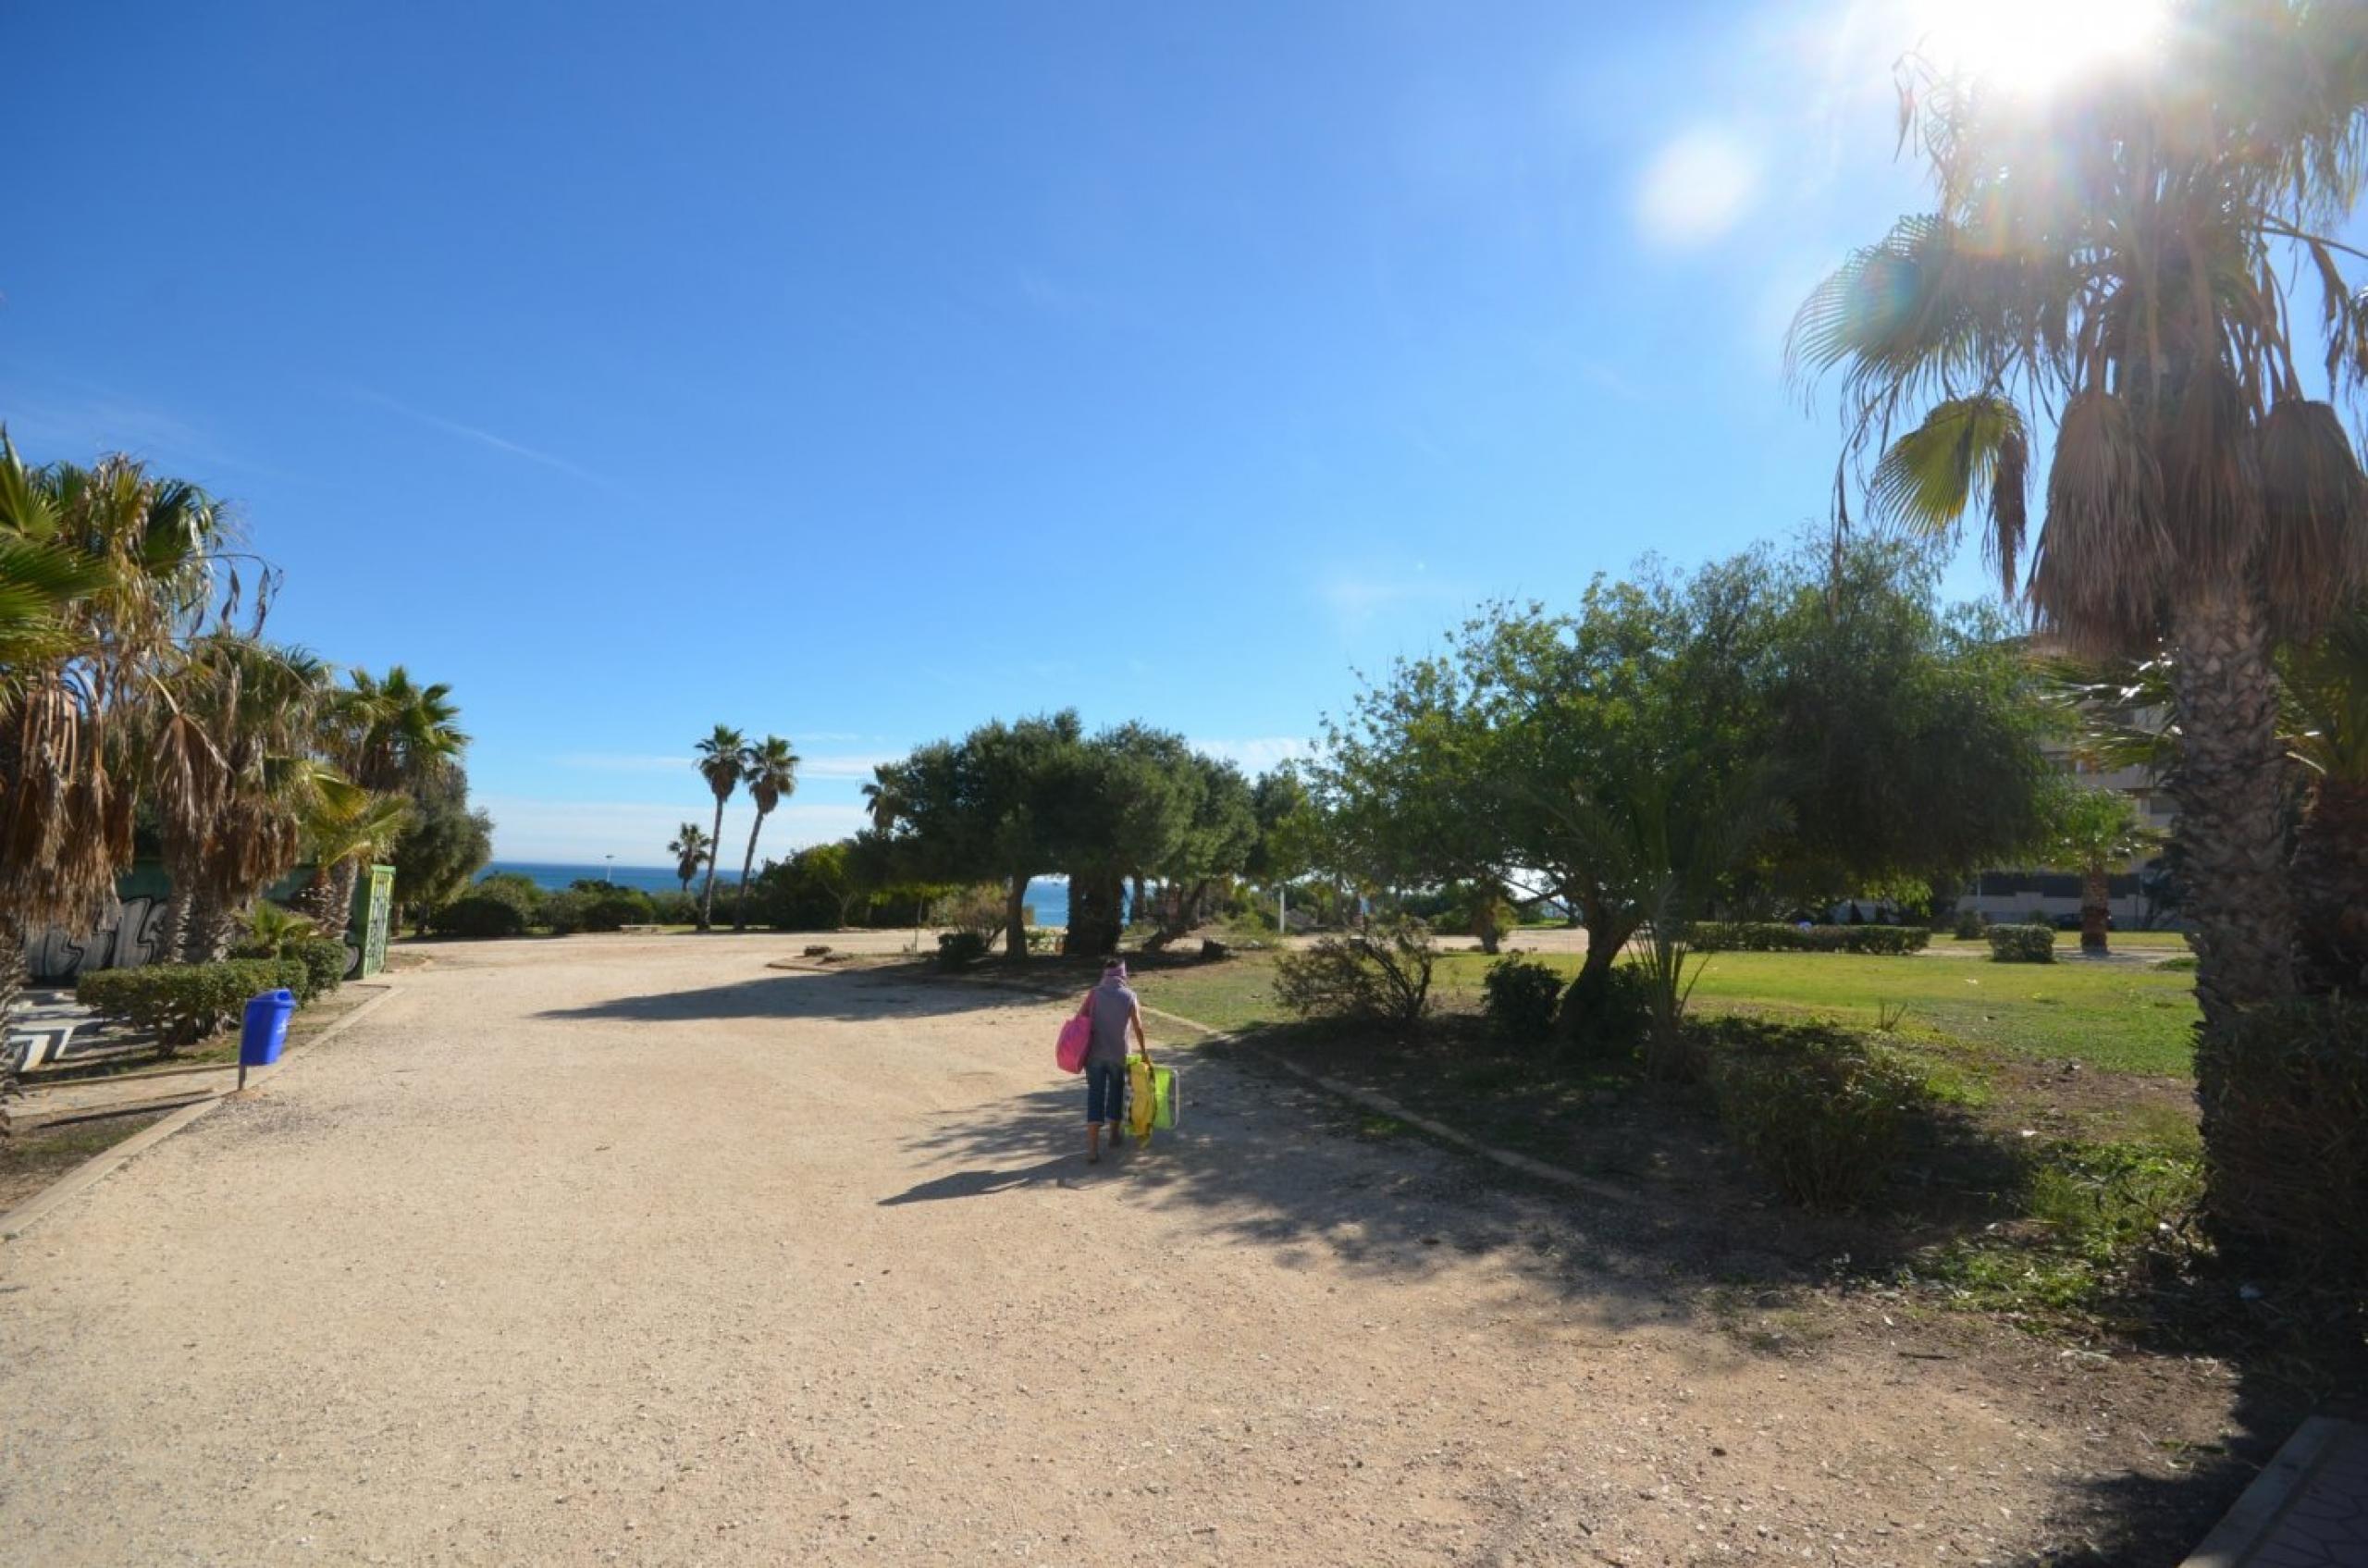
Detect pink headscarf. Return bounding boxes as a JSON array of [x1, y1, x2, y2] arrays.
[[1103, 960, 1128, 982]]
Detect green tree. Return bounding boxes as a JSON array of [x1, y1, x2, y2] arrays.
[[870, 712, 1083, 959], [668, 821, 712, 893], [733, 735, 800, 932], [1791, 4, 2368, 1037], [2282, 604, 2368, 989], [296, 788, 413, 936], [388, 768, 494, 932], [2044, 784, 2161, 955], [315, 665, 468, 937], [692, 724, 746, 932]]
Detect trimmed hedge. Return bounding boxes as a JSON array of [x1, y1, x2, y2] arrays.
[[79, 958, 307, 1048], [287, 938, 349, 1003], [1704, 1018, 1930, 1210], [1986, 923, 2056, 963], [1688, 922, 1930, 956]]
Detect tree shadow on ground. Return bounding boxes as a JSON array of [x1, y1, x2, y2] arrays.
[[879, 1052, 1789, 1336], [531, 964, 1067, 1027]]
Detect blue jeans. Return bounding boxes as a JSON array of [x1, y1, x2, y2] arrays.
[[1086, 1059, 1127, 1124]]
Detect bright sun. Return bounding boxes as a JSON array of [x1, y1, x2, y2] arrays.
[[1912, 0, 2167, 94]]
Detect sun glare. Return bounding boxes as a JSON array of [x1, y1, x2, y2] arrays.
[[1913, 0, 2166, 93]]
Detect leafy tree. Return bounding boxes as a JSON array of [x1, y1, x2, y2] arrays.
[[1792, 6, 2368, 1038], [668, 821, 712, 893], [315, 665, 466, 932], [295, 788, 413, 939], [2044, 784, 2161, 954], [733, 735, 800, 932], [870, 712, 1083, 958], [693, 724, 746, 932], [388, 768, 493, 931]]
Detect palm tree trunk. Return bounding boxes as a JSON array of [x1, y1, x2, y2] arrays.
[[2167, 589, 2298, 1031], [2292, 775, 2368, 996], [733, 811, 767, 932], [324, 859, 362, 944], [697, 797, 727, 932], [2080, 864, 2110, 953], [2170, 589, 2301, 1266]]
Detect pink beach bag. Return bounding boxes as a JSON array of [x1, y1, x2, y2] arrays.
[[1055, 997, 1093, 1074]]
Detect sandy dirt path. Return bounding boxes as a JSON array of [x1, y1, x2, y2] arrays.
[[0, 935, 2226, 1566]]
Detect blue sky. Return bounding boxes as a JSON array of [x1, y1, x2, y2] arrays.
[[10, 0, 2011, 862]]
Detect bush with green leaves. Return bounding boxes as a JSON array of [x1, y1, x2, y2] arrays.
[[78, 958, 308, 1049], [1986, 923, 2056, 963], [1482, 957, 1563, 1043], [287, 939, 349, 1003], [545, 882, 655, 932], [936, 930, 991, 970], [646, 890, 701, 925], [1951, 907, 1987, 940], [1705, 1018, 1930, 1210], [430, 894, 529, 939], [1272, 918, 1436, 1026], [1687, 922, 1930, 955], [1560, 962, 1654, 1058], [2199, 996, 2368, 1284]]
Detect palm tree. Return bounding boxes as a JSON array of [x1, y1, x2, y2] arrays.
[[734, 735, 801, 931], [296, 788, 414, 941], [149, 635, 343, 961], [1792, 6, 2368, 1037], [693, 725, 746, 931], [315, 666, 467, 932], [668, 821, 712, 893], [2045, 786, 2162, 954], [860, 768, 903, 833], [0, 438, 228, 1009]]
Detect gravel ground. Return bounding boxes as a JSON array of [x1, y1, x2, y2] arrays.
[[0, 933, 2234, 1566]]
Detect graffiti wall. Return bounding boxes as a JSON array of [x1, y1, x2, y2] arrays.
[[26, 895, 173, 985]]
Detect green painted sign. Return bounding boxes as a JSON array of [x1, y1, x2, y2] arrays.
[[352, 864, 395, 978]]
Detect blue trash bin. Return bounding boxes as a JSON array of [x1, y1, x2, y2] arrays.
[[240, 988, 297, 1069]]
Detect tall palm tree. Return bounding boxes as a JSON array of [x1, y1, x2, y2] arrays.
[[1792, 4, 2368, 1038], [2045, 786, 2163, 954], [733, 735, 800, 932], [693, 725, 746, 931], [0, 437, 228, 1009], [314, 666, 467, 932], [149, 635, 342, 961], [668, 821, 713, 893]]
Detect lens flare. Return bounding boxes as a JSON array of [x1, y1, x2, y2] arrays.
[[1913, 0, 2166, 93]]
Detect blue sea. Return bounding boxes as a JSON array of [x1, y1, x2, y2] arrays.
[[482, 863, 1075, 926]]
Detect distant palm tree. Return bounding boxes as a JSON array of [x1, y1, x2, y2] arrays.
[[668, 821, 712, 893], [2045, 787, 2161, 955], [734, 735, 801, 932], [860, 769, 902, 833], [693, 725, 746, 931]]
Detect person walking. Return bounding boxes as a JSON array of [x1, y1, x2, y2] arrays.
[[1081, 959, 1147, 1164]]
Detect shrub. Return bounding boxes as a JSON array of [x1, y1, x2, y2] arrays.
[[936, 930, 990, 970], [942, 884, 1009, 949], [289, 938, 349, 1003], [2200, 997, 2368, 1284], [554, 885, 658, 932], [78, 958, 303, 1048], [432, 894, 529, 939], [1563, 962, 1654, 1058], [1272, 918, 1436, 1026], [1687, 922, 1930, 955], [647, 890, 700, 925], [1952, 907, 1987, 940], [1987, 923, 2056, 963], [1482, 957, 1563, 1043], [1705, 1019, 1930, 1210]]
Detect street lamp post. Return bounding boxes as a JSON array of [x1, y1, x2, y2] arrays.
[[604, 854, 614, 883]]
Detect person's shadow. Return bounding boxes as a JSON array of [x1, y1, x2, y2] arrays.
[[877, 1154, 1079, 1205]]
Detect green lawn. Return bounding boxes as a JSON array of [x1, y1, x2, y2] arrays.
[[1136, 945, 2200, 1078]]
